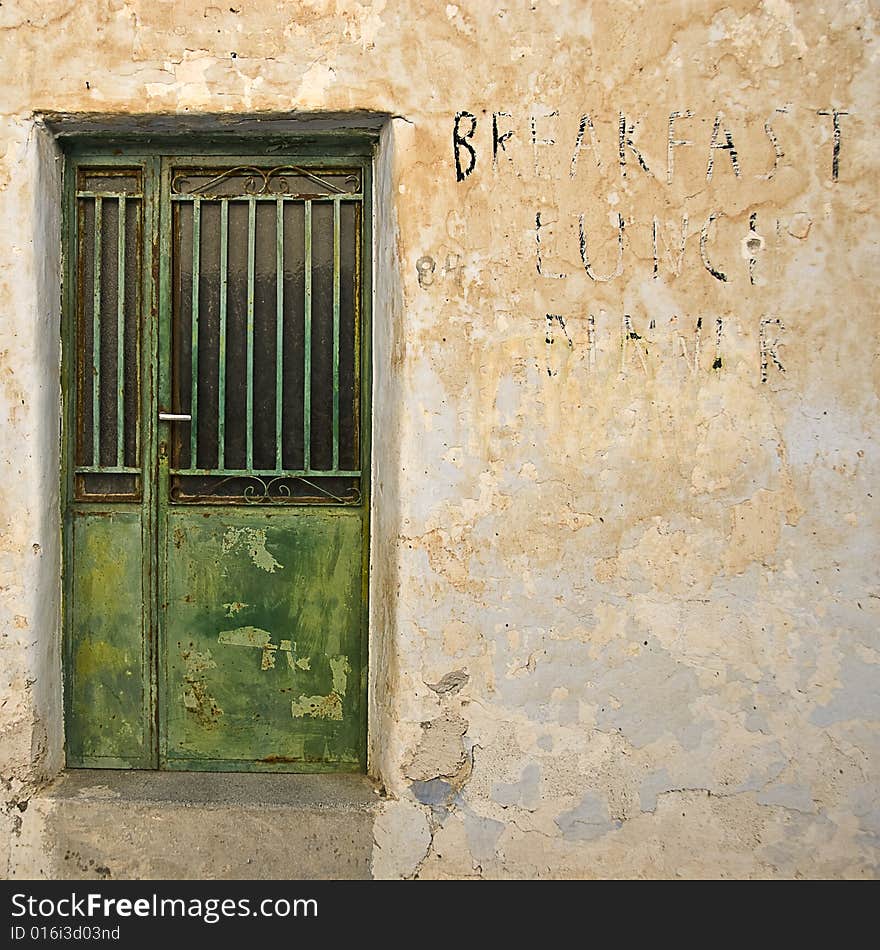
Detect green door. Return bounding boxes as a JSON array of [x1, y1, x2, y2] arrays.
[[63, 147, 371, 772]]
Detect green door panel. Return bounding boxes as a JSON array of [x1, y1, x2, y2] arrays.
[[161, 509, 366, 771], [66, 512, 152, 767], [63, 149, 371, 773]]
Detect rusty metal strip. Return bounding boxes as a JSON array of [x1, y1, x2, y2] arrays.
[[92, 196, 102, 466], [190, 198, 200, 468], [218, 198, 228, 469], [246, 196, 256, 470], [303, 199, 312, 472], [276, 197, 284, 472], [332, 197, 341, 471], [116, 196, 126, 466]]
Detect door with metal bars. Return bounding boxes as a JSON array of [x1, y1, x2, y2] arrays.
[[63, 149, 371, 772]]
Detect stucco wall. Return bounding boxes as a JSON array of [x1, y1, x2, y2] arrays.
[[0, 117, 63, 873], [0, 0, 877, 878]]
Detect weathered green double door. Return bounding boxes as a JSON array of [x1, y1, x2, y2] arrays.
[[63, 146, 371, 771]]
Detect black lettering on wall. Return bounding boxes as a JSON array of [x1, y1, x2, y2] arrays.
[[760, 317, 785, 382], [454, 111, 478, 182], [620, 313, 649, 374], [570, 114, 602, 178], [416, 255, 436, 288], [442, 253, 464, 289], [667, 110, 694, 185], [619, 113, 651, 178], [535, 211, 567, 279], [747, 212, 759, 286], [579, 212, 625, 282], [653, 214, 689, 279], [707, 112, 741, 181], [587, 312, 597, 370], [493, 112, 515, 169], [545, 313, 573, 377], [713, 317, 724, 370], [758, 106, 788, 180], [674, 315, 701, 375], [700, 212, 728, 282], [818, 109, 849, 182], [531, 108, 559, 176]]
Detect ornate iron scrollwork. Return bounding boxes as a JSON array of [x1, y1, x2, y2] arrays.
[[170, 473, 361, 505], [242, 476, 292, 503], [171, 165, 360, 199]]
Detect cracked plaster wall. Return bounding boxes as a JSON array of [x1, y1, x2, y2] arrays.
[[0, 0, 877, 879]]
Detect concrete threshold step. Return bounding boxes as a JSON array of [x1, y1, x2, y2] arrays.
[[12, 770, 381, 880]]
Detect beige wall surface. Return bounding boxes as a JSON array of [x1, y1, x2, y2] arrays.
[[0, 0, 877, 878]]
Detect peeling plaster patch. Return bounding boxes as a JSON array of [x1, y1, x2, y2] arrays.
[[494, 636, 587, 725], [372, 799, 432, 880], [411, 778, 455, 807], [425, 668, 469, 696], [297, 61, 337, 101], [850, 785, 880, 841], [223, 601, 248, 617], [758, 810, 840, 873], [405, 713, 468, 782], [639, 767, 675, 813], [788, 212, 812, 240], [492, 762, 542, 810], [723, 490, 785, 573], [555, 792, 621, 841], [221, 527, 283, 573], [147, 52, 216, 106], [757, 783, 816, 814], [461, 809, 505, 864], [587, 641, 707, 750], [736, 758, 788, 794], [811, 654, 880, 726], [745, 710, 771, 733]]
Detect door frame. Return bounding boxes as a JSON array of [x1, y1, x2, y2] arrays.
[[61, 136, 375, 771]]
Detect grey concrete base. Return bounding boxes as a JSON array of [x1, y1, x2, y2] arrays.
[[11, 771, 381, 880]]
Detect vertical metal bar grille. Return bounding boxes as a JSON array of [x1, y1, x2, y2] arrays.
[[168, 165, 364, 503], [275, 197, 284, 472], [332, 197, 341, 471], [218, 198, 228, 469], [92, 196, 102, 467], [303, 198, 313, 473], [246, 196, 256, 471], [74, 169, 144, 497], [190, 198, 201, 468], [116, 196, 126, 467]]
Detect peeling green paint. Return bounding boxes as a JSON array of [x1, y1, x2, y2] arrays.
[[219, 626, 274, 649], [164, 513, 366, 769], [218, 625, 298, 671], [330, 655, 350, 694], [66, 513, 150, 767], [62, 149, 371, 774], [291, 655, 350, 721], [221, 526, 283, 573], [181, 648, 223, 728]]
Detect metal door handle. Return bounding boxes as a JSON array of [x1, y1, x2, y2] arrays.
[[158, 412, 192, 422]]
